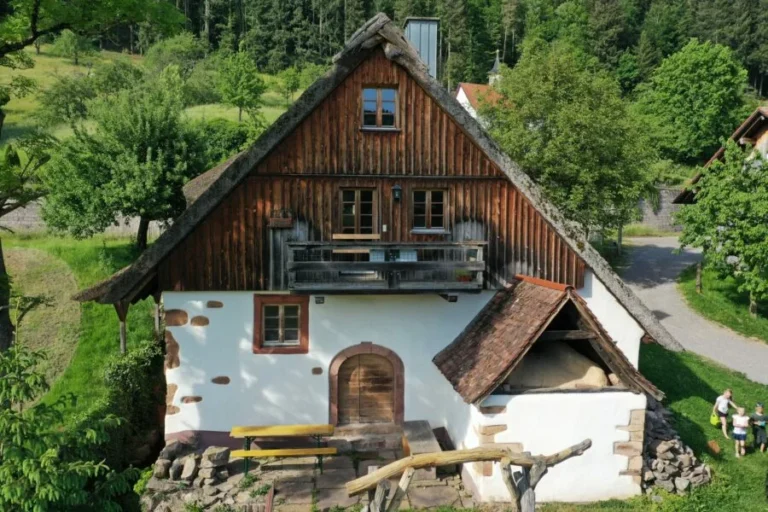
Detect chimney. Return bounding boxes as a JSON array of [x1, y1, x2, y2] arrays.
[[403, 17, 439, 79]]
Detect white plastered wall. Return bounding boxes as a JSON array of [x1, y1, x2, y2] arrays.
[[463, 392, 647, 502], [456, 87, 478, 119], [162, 292, 490, 444], [576, 269, 644, 367], [163, 267, 648, 503]]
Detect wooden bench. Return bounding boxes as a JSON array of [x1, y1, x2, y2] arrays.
[[230, 424, 336, 474]]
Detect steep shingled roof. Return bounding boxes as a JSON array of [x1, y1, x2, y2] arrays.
[[72, 13, 682, 353]]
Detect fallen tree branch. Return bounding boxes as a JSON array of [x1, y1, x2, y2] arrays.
[[346, 438, 591, 496]]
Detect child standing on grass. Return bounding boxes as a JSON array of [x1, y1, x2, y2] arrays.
[[733, 407, 750, 457], [750, 402, 767, 453], [713, 389, 738, 439]]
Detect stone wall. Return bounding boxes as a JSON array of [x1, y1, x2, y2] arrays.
[[637, 187, 683, 233], [0, 201, 164, 238]]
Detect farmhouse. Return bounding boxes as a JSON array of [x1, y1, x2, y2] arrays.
[[675, 106, 768, 204], [75, 14, 681, 503]]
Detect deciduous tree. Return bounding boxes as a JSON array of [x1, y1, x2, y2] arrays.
[[634, 39, 753, 163], [483, 39, 652, 234], [41, 67, 205, 251], [678, 141, 768, 316], [217, 50, 266, 122], [50, 29, 95, 65], [0, 132, 52, 351], [0, 343, 137, 510]]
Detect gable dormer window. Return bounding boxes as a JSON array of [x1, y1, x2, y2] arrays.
[[362, 87, 397, 129]]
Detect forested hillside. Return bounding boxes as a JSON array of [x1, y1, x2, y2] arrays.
[[113, 0, 768, 94]]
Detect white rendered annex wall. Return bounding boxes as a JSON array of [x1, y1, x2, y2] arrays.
[[465, 391, 647, 502], [162, 292, 491, 444], [576, 269, 644, 367], [456, 86, 478, 119]]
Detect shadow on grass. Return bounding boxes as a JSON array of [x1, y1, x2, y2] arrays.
[[640, 344, 723, 463]]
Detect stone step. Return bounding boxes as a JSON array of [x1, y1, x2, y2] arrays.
[[329, 423, 404, 452], [402, 420, 442, 481]]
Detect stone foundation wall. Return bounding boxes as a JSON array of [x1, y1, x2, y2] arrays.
[[637, 187, 682, 232], [0, 201, 164, 237]]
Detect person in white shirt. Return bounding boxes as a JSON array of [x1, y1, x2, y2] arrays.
[[732, 407, 750, 457], [713, 389, 737, 439]]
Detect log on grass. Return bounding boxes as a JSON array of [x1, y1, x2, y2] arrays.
[[346, 439, 591, 496]]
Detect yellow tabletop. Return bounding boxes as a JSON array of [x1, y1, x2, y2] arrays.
[[230, 424, 334, 438]]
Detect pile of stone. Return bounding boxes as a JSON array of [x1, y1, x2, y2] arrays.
[[144, 439, 247, 510], [642, 400, 711, 495]]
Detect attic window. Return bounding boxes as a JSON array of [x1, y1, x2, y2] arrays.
[[362, 88, 397, 128]]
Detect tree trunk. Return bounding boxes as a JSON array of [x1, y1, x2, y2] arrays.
[[136, 217, 150, 252], [695, 262, 702, 294], [0, 108, 5, 141], [0, 238, 15, 352], [750, 292, 758, 318], [204, 0, 212, 47], [616, 225, 623, 255], [238, 106, 243, 122]]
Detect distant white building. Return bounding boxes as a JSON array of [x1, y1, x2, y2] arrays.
[[456, 50, 502, 120]]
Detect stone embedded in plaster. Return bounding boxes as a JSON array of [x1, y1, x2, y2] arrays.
[[472, 461, 493, 477], [165, 331, 180, 371], [475, 424, 507, 437], [206, 300, 224, 308], [166, 384, 180, 415], [165, 309, 189, 326], [190, 315, 210, 327], [626, 455, 643, 472], [614, 441, 643, 457], [479, 405, 506, 415], [211, 376, 230, 385], [182, 396, 203, 404], [312, 367, 323, 375]]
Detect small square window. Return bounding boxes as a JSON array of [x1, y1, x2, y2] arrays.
[[412, 190, 448, 231], [253, 296, 309, 354], [362, 87, 398, 128]]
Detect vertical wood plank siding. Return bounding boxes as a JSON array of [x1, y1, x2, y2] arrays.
[[158, 49, 585, 291]]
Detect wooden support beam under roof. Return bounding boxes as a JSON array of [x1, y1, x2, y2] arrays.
[[537, 330, 597, 342]]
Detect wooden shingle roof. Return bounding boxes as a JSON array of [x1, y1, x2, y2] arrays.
[[433, 276, 663, 404]]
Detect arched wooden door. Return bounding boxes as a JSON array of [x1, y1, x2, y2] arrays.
[[338, 354, 395, 424]]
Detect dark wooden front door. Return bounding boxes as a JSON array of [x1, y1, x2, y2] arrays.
[[338, 354, 395, 424]]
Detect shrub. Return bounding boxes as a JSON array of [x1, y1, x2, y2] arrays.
[[145, 33, 206, 77], [133, 467, 154, 495], [0, 344, 138, 511], [74, 341, 164, 471], [193, 118, 254, 168]]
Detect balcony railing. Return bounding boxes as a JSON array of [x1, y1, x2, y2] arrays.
[[286, 242, 486, 292]]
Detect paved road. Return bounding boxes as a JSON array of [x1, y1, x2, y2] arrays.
[[623, 236, 768, 385]]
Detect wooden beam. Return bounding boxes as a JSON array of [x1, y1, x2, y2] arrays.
[[537, 330, 596, 341], [114, 301, 129, 354], [385, 467, 414, 512], [346, 439, 592, 496]]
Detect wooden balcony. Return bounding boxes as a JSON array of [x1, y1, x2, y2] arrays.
[[286, 242, 486, 293]]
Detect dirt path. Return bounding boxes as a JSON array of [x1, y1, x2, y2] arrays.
[[623, 236, 768, 385], [6, 247, 80, 387]]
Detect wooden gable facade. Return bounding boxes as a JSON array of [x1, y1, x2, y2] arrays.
[[158, 49, 586, 293]]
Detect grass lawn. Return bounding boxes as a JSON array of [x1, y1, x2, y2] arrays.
[[4, 234, 154, 418], [622, 224, 681, 238], [544, 343, 768, 511], [679, 264, 768, 344], [1, 47, 290, 144], [5, 247, 80, 391]]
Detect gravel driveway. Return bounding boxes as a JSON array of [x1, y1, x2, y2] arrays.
[[623, 236, 768, 385]]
